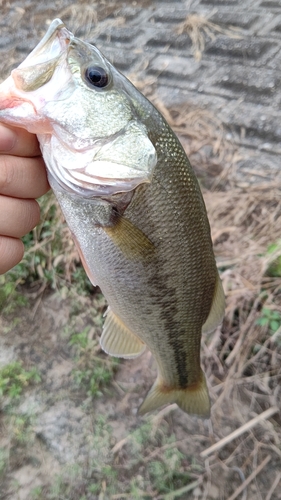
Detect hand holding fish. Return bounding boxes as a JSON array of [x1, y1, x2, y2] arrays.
[[0, 124, 49, 274]]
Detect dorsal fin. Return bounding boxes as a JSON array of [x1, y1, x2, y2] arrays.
[[202, 274, 225, 334]]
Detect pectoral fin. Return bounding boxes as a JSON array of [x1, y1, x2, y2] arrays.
[[138, 369, 210, 417], [103, 215, 155, 261], [202, 274, 225, 334], [101, 309, 146, 359]]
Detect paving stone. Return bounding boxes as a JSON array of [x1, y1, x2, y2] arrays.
[[97, 27, 143, 43], [149, 54, 203, 78], [205, 36, 275, 62], [99, 46, 139, 70], [109, 6, 144, 20], [146, 30, 192, 50], [152, 9, 190, 23], [1, 0, 281, 184], [259, 1, 281, 8], [200, 0, 241, 4], [220, 103, 281, 150], [156, 0, 183, 3], [207, 64, 280, 105], [209, 11, 259, 29]]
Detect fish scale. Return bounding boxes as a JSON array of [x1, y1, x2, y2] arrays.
[[0, 19, 225, 417]]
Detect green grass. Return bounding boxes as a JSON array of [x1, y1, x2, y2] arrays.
[[68, 326, 119, 398], [0, 192, 93, 316], [0, 361, 41, 399], [265, 240, 281, 277], [0, 191, 197, 500], [22, 416, 195, 500]]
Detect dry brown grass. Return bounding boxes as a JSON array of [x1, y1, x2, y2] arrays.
[[176, 13, 242, 60], [147, 99, 281, 497], [57, 1, 125, 39], [33, 98, 281, 499]]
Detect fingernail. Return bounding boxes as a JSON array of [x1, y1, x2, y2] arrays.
[[0, 124, 17, 152]]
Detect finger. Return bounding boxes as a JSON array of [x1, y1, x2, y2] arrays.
[[0, 195, 40, 238], [0, 123, 41, 157], [0, 236, 24, 274], [0, 154, 49, 198]]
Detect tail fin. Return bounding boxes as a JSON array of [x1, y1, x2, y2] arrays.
[[138, 369, 210, 417]]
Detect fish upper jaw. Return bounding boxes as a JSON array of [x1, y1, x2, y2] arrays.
[[15, 19, 72, 72], [0, 19, 74, 132]]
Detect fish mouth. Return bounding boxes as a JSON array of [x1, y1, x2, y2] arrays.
[[11, 20, 72, 93], [0, 19, 73, 123], [0, 19, 158, 198], [16, 19, 72, 69]]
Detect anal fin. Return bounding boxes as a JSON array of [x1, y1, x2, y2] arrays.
[[101, 309, 146, 359], [138, 369, 210, 417]]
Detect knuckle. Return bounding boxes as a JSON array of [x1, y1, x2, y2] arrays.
[[0, 236, 24, 274], [23, 200, 40, 233], [0, 156, 13, 192]]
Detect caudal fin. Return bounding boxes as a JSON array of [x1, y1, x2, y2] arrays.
[[138, 369, 210, 417]]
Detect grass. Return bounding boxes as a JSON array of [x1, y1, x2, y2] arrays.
[[1, 116, 281, 498], [0, 53, 281, 500], [0, 191, 92, 313], [19, 416, 197, 500], [69, 326, 120, 398], [0, 361, 41, 400], [175, 13, 241, 60]]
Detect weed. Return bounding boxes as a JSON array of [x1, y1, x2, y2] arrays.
[[31, 486, 44, 499], [8, 412, 36, 446], [0, 275, 29, 314], [256, 307, 281, 335], [0, 192, 92, 317], [265, 240, 281, 277], [149, 448, 189, 494], [69, 327, 119, 398], [0, 447, 8, 477], [69, 327, 91, 350], [0, 361, 41, 399]]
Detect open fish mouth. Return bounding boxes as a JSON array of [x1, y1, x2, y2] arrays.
[[0, 19, 157, 198], [11, 20, 72, 93]]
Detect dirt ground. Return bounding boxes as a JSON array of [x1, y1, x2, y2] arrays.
[[1, 1, 281, 499]]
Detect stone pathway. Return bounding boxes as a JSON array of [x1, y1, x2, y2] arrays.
[[1, 0, 280, 184]]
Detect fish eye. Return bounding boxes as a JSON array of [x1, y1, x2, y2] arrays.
[[84, 65, 109, 88]]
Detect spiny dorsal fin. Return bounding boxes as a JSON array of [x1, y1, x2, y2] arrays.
[[101, 308, 146, 359], [202, 274, 225, 334]]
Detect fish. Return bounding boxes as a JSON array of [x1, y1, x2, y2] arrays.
[[0, 19, 224, 417]]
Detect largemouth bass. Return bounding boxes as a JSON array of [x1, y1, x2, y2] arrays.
[[0, 20, 224, 417]]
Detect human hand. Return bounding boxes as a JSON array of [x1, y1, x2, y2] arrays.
[[0, 124, 50, 274]]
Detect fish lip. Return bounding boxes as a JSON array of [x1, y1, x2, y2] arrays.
[[23, 19, 73, 63], [12, 19, 73, 78]]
